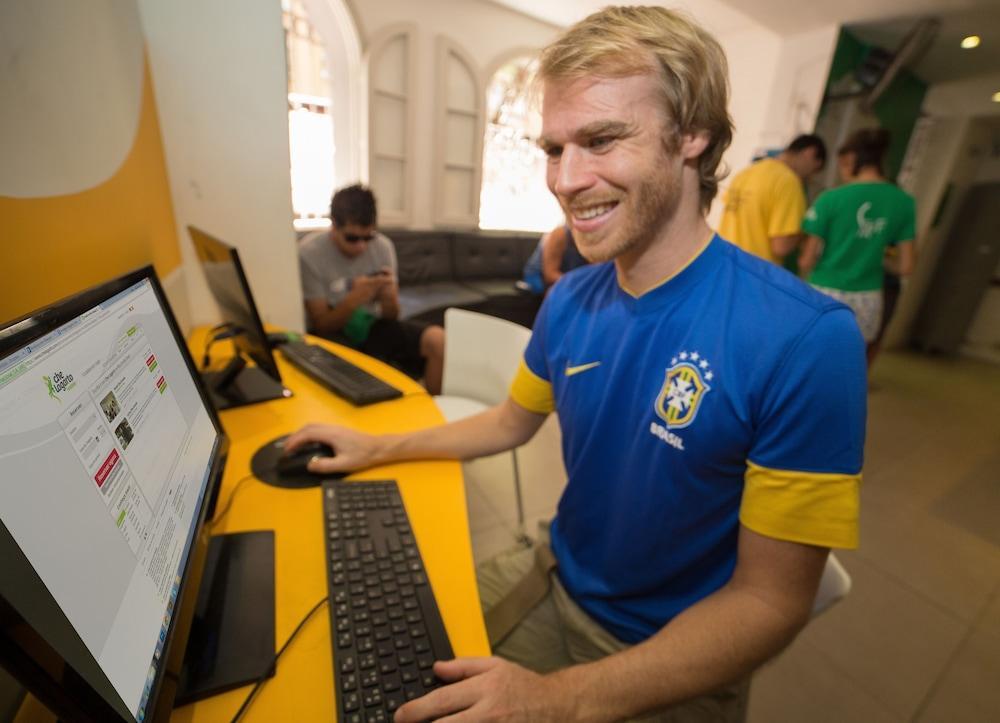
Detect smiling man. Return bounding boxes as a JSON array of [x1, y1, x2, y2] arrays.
[[288, 7, 866, 721]]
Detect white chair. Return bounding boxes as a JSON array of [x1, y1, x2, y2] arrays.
[[433, 308, 533, 545], [811, 552, 852, 617]]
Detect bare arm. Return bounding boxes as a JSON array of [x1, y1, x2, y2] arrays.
[[770, 233, 800, 260], [798, 235, 823, 277], [896, 240, 916, 277], [304, 276, 383, 337], [284, 397, 548, 473], [376, 271, 400, 320], [541, 228, 568, 286], [396, 526, 827, 722], [551, 527, 826, 719]]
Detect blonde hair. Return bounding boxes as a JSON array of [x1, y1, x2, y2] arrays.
[[538, 6, 733, 211]]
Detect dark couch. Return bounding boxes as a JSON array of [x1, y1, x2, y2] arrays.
[[383, 229, 542, 325]]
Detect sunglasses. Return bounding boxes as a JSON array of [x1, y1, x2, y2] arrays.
[[343, 232, 376, 243]]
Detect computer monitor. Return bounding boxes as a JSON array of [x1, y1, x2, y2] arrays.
[[187, 225, 289, 410], [0, 267, 273, 721]]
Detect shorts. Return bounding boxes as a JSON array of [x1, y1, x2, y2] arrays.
[[358, 318, 428, 380], [478, 522, 750, 722], [811, 285, 883, 343]]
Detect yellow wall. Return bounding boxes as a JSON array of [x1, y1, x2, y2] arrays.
[[0, 59, 180, 323]]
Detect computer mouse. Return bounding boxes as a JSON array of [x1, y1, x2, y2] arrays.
[[276, 441, 336, 477]]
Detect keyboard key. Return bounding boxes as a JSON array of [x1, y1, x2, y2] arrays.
[[385, 693, 403, 712], [342, 692, 360, 712]]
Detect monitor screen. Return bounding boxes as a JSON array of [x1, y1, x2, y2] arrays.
[[187, 226, 281, 382], [0, 269, 225, 721]]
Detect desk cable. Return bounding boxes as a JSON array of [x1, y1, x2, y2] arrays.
[[207, 474, 255, 530], [229, 595, 330, 723], [201, 323, 246, 369]]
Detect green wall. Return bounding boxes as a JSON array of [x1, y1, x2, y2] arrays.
[[820, 29, 927, 181]]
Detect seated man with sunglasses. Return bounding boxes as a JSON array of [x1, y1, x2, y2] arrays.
[[299, 184, 444, 394]]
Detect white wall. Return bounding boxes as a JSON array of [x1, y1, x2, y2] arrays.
[[924, 71, 1000, 119], [137, 0, 303, 332], [758, 25, 840, 151], [712, 23, 782, 218]]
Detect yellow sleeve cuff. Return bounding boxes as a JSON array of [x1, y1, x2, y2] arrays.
[[740, 461, 860, 549], [509, 359, 554, 414]]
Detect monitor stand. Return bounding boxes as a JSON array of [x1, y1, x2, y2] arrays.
[[174, 530, 276, 706], [202, 356, 290, 410]]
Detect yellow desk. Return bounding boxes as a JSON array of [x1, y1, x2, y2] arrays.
[[13, 333, 487, 723], [169, 332, 489, 721]]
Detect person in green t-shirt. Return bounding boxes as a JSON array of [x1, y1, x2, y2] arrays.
[[799, 128, 916, 365]]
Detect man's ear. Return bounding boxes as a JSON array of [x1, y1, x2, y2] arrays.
[[680, 130, 710, 160]]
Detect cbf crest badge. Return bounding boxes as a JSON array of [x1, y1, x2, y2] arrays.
[[654, 351, 714, 429]]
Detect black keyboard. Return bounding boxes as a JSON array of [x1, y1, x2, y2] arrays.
[[280, 341, 402, 406], [323, 480, 453, 722]]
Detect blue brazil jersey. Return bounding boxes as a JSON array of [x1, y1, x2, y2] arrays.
[[510, 235, 866, 644]]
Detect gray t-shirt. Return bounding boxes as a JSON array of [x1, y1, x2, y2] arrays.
[[299, 230, 398, 320]]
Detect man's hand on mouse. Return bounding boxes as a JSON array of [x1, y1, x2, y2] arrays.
[[284, 424, 383, 473]]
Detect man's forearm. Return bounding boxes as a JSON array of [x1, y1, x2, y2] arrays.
[[798, 236, 821, 277], [770, 233, 800, 260], [309, 298, 362, 337], [379, 288, 401, 320], [371, 399, 545, 465], [550, 583, 811, 721]]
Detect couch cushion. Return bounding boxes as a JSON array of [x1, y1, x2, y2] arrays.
[[386, 230, 454, 285], [452, 232, 530, 279], [397, 282, 487, 320]]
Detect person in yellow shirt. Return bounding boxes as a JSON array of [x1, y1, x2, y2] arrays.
[[719, 134, 826, 264]]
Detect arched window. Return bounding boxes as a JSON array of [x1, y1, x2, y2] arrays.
[[478, 57, 562, 232], [434, 38, 484, 227], [282, 0, 336, 230], [367, 26, 417, 226]]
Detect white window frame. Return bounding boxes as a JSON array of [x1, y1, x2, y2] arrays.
[[433, 37, 485, 228], [366, 24, 417, 227]]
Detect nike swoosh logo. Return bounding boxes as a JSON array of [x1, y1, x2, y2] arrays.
[[565, 362, 601, 377]]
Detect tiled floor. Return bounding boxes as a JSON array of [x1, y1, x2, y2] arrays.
[[462, 351, 1000, 721]]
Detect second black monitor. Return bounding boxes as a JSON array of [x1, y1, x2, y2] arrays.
[[188, 225, 289, 410]]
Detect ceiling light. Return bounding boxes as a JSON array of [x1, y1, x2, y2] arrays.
[[992, 91, 1000, 103], [961, 35, 981, 49]]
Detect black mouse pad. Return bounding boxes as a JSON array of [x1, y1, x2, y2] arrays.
[[251, 434, 345, 489]]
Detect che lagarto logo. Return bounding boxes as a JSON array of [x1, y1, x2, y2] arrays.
[[43, 371, 76, 402], [650, 350, 714, 451]]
